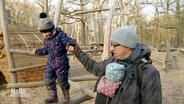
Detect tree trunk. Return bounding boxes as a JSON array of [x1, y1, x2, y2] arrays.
[[163, 40, 171, 72], [78, 0, 86, 46], [54, 0, 63, 27], [44, 0, 48, 14], [175, 0, 180, 47], [102, 0, 117, 60], [96, 0, 103, 43]]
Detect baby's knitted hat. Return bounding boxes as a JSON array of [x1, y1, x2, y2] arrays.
[[105, 62, 125, 81]]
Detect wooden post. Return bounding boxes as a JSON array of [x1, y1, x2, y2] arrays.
[[163, 40, 171, 72], [54, 0, 63, 27], [44, 0, 48, 14], [171, 56, 179, 69], [0, 0, 21, 103]]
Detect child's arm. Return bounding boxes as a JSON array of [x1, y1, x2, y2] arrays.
[[61, 31, 76, 46], [33, 41, 48, 56], [34, 47, 48, 56]]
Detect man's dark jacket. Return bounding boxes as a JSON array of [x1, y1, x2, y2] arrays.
[[73, 43, 162, 104]]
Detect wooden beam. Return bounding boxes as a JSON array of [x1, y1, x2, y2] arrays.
[[9, 48, 102, 56], [179, 49, 184, 53], [9, 32, 40, 34], [84, 49, 102, 53], [70, 92, 93, 104], [4, 80, 96, 99], [69, 80, 96, 97], [69, 75, 97, 81], [9, 49, 35, 56], [69, 8, 120, 16], [11, 64, 45, 72], [6, 81, 44, 88]]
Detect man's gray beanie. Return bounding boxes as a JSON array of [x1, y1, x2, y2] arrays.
[[38, 12, 55, 32], [110, 26, 137, 49]]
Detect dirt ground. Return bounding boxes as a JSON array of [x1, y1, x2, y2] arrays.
[[0, 50, 184, 104]]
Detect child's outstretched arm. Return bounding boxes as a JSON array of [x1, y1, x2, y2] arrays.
[[60, 31, 76, 46], [34, 47, 48, 56], [33, 41, 48, 56]]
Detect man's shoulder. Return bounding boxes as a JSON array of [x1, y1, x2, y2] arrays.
[[139, 60, 159, 75], [135, 58, 158, 74]]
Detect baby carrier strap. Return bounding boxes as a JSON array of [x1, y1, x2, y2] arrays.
[[134, 58, 151, 88]]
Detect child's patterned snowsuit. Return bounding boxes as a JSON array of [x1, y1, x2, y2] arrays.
[[35, 27, 75, 91]]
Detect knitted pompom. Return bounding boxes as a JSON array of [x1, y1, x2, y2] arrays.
[[39, 12, 47, 18]]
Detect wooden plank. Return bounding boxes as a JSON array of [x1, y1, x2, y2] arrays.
[[70, 92, 93, 104], [11, 64, 45, 72], [69, 80, 96, 97], [6, 81, 44, 88], [9, 48, 102, 56], [179, 49, 184, 53], [69, 75, 97, 81], [9, 49, 35, 56], [4, 80, 96, 99]]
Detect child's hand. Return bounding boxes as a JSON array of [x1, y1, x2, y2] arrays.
[[66, 45, 75, 52], [66, 40, 76, 52]]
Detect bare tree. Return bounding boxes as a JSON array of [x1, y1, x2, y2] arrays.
[[6, 1, 40, 26], [34, 0, 52, 13], [102, 0, 117, 59]]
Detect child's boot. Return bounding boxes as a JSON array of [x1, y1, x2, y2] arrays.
[[62, 89, 70, 103], [44, 90, 58, 103]]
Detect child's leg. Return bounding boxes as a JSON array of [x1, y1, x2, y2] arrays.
[[57, 65, 70, 103], [44, 65, 58, 103]]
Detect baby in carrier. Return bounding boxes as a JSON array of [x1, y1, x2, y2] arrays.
[[97, 62, 125, 97]]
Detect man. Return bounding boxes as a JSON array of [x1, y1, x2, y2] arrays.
[[67, 26, 162, 104]]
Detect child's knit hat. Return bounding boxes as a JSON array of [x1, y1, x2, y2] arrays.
[[38, 12, 55, 33]]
